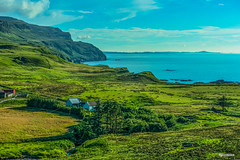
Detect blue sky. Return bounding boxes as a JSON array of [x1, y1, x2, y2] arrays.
[[1, 0, 240, 52]]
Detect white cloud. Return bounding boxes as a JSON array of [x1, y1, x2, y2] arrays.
[[133, 0, 160, 11], [28, 10, 83, 26], [78, 35, 91, 40], [0, 0, 50, 18], [78, 10, 93, 14], [115, 11, 137, 22], [115, 0, 160, 22], [69, 27, 240, 53]]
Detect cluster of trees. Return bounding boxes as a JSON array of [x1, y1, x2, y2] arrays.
[[70, 101, 178, 144], [27, 97, 182, 145], [27, 97, 85, 118], [212, 95, 235, 112]]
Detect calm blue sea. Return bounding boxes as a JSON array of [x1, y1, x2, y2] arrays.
[[84, 53, 240, 84]]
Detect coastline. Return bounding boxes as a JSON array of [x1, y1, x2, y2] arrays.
[[83, 62, 240, 85], [83, 52, 240, 85]]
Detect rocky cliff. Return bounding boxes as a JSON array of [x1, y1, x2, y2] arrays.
[[0, 16, 106, 62]]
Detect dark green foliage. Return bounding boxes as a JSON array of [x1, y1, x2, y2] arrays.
[[120, 106, 171, 133], [71, 122, 97, 145], [91, 101, 123, 134], [211, 107, 222, 113], [177, 116, 191, 124], [129, 119, 149, 133], [215, 95, 234, 111], [26, 98, 177, 149], [27, 97, 84, 118], [122, 118, 135, 132], [148, 121, 168, 132], [159, 114, 176, 121], [166, 117, 177, 128]]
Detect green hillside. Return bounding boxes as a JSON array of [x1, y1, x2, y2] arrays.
[[0, 43, 240, 159], [0, 16, 106, 62]]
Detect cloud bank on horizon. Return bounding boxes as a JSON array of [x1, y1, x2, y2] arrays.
[[0, 0, 240, 53]]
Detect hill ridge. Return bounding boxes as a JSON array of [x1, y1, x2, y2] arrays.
[[0, 16, 106, 62]]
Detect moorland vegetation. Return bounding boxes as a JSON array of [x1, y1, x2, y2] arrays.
[[0, 43, 239, 159]]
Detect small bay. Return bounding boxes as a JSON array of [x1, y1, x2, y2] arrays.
[[84, 52, 240, 84]]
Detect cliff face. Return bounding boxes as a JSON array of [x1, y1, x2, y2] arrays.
[[0, 16, 106, 62]]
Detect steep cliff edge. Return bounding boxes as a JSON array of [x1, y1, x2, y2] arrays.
[[0, 16, 106, 62]]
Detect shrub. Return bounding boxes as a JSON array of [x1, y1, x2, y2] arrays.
[[148, 121, 168, 132], [0, 149, 22, 159], [166, 117, 177, 128], [27, 97, 84, 118], [82, 139, 108, 149], [214, 95, 234, 111], [122, 118, 135, 133], [177, 116, 190, 124], [129, 119, 149, 133], [71, 122, 96, 145]]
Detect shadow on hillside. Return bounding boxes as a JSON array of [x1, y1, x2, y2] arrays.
[[9, 106, 80, 120], [200, 108, 212, 112], [21, 132, 74, 143]]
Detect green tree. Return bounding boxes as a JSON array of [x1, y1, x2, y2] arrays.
[[101, 101, 123, 134], [91, 100, 104, 135], [72, 122, 96, 145], [215, 95, 233, 111]]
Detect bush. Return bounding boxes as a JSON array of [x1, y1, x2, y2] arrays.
[[177, 116, 190, 124], [148, 121, 168, 132], [166, 117, 177, 128], [122, 118, 135, 133], [27, 97, 84, 118], [160, 114, 176, 121], [137, 107, 153, 114], [71, 122, 96, 144], [129, 119, 149, 133], [0, 149, 22, 159], [82, 139, 108, 149]]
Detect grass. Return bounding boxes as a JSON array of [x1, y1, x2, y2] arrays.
[[0, 100, 78, 159], [0, 106, 78, 143], [0, 139, 75, 159], [68, 125, 240, 160], [0, 42, 240, 159]]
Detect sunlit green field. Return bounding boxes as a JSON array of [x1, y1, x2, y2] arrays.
[[0, 100, 78, 159], [0, 43, 240, 159], [66, 125, 240, 160]]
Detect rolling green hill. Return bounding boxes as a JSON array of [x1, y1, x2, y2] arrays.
[[0, 16, 106, 62], [0, 43, 240, 159]]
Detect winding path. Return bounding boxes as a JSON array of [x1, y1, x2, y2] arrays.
[[0, 97, 16, 104]]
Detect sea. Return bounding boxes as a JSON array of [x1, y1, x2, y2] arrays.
[[83, 52, 240, 84]]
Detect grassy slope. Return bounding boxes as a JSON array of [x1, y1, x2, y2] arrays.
[[0, 17, 106, 62], [68, 125, 240, 160], [0, 99, 78, 159], [0, 106, 77, 143], [0, 43, 240, 159]]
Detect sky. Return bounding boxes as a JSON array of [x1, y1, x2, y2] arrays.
[[1, 0, 240, 53]]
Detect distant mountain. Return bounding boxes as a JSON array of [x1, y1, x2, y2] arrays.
[[0, 16, 106, 62], [105, 51, 221, 54]]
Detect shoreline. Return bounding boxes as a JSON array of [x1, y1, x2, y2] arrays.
[[83, 62, 240, 85], [83, 53, 240, 85]]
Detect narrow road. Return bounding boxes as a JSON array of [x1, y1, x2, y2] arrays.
[[0, 97, 16, 104]]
